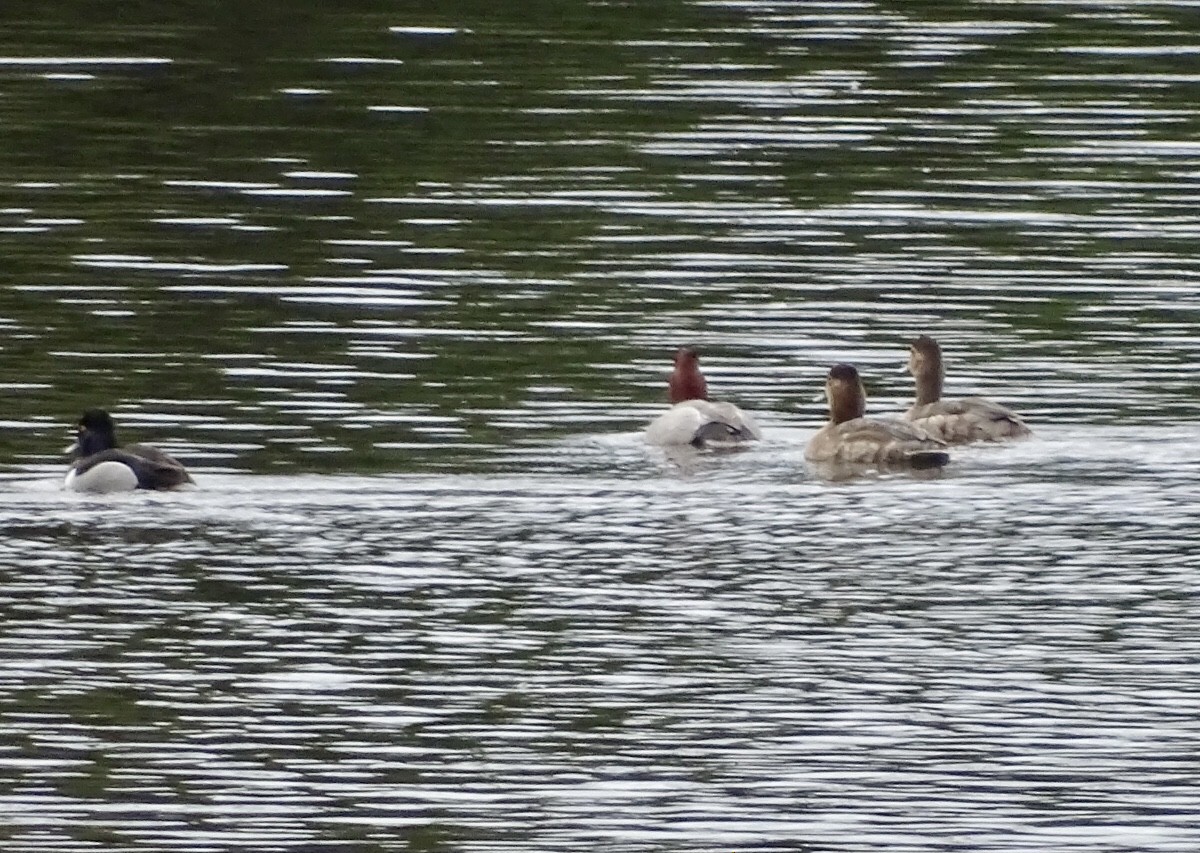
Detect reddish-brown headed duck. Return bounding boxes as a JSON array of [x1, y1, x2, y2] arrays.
[[645, 347, 761, 448], [904, 335, 1031, 443], [805, 364, 949, 468]]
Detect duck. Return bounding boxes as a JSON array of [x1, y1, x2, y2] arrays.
[[903, 335, 1031, 443], [64, 409, 194, 493], [805, 363, 949, 468], [644, 347, 761, 448]]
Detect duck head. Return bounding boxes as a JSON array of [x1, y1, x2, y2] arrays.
[[825, 364, 867, 424], [74, 409, 120, 458]]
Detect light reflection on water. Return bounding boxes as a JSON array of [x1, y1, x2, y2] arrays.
[[2, 427, 1200, 850], [2, 0, 1200, 849]]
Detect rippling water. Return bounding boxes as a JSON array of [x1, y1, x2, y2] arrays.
[[2, 1, 1200, 851], [4, 426, 1200, 851]]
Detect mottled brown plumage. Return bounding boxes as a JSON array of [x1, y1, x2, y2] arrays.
[[904, 336, 1031, 443], [806, 364, 949, 468]]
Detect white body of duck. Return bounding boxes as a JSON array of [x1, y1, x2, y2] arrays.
[[644, 347, 761, 448], [806, 364, 949, 468], [65, 409, 195, 493], [645, 399, 761, 447], [64, 460, 141, 493], [903, 335, 1031, 444]]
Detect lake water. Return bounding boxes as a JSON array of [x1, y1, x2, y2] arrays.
[[1, 2, 1199, 851]]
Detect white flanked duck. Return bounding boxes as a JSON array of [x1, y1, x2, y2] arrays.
[[806, 364, 949, 469], [904, 335, 1031, 443], [65, 409, 194, 493], [644, 347, 761, 448]]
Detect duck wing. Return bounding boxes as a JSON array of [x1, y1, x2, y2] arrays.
[[77, 445, 193, 489], [808, 416, 948, 466], [907, 396, 1030, 443], [127, 445, 193, 488]]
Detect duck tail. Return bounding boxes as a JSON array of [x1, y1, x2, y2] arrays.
[[907, 450, 950, 469], [690, 422, 754, 449]]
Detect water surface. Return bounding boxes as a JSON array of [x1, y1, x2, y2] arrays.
[[1, 2, 1199, 851]]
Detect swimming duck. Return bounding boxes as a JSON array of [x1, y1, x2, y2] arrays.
[[644, 347, 761, 448], [65, 409, 194, 493], [805, 364, 949, 468], [904, 335, 1031, 443]]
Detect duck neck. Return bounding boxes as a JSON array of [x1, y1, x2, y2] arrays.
[[829, 388, 866, 424], [913, 368, 943, 406], [79, 430, 117, 456], [668, 367, 708, 403]]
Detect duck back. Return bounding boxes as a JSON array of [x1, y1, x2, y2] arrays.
[[645, 400, 761, 448], [69, 446, 193, 491], [905, 397, 1030, 444], [806, 416, 948, 467]]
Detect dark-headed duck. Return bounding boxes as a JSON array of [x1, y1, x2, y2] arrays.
[[65, 409, 194, 493], [806, 364, 949, 468]]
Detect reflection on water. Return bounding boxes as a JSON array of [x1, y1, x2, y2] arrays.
[[1, 0, 1200, 850], [3, 428, 1200, 850], [0, 0, 1199, 473]]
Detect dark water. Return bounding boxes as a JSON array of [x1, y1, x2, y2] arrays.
[[2, 2, 1200, 851]]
